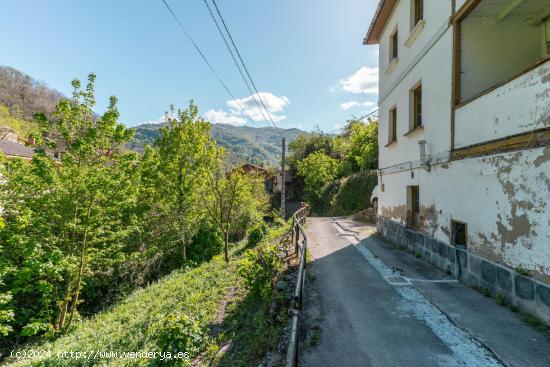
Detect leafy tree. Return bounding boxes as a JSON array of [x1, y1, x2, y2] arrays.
[[288, 131, 334, 165], [342, 119, 378, 172], [0, 73, 137, 338], [150, 102, 219, 262], [203, 168, 268, 263], [296, 151, 339, 210]]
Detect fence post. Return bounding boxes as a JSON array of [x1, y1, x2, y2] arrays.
[[295, 221, 300, 255]]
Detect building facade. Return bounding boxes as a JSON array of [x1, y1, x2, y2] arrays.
[[365, 0, 550, 321]]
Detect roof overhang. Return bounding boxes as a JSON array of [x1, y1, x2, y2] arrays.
[[363, 0, 398, 45]]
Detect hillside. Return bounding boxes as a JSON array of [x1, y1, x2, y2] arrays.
[[130, 122, 305, 166]]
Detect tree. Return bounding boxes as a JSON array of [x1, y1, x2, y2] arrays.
[[343, 119, 378, 172], [0, 73, 137, 336], [150, 102, 219, 262], [203, 168, 268, 263], [296, 151, 339, 209]]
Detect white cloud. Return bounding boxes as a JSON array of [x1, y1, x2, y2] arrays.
[[340, 100, 377, 111], [227, 92, 290, 122], [339, 66, 379, 94], [140, 112, 177, 125], [204, 109, 246, 126]]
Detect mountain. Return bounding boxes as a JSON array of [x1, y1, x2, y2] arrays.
[[129, 122, 305, 167]]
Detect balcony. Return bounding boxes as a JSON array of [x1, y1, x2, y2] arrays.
[[453, 0, 550, 149]]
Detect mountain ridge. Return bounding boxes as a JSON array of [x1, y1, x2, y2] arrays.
[[130, 121, 305, 167]]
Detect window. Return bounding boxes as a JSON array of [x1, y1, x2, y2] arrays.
[[413, 0, 423, 26], [390, 29, 398, 61], [451, 220, 467, 248], [388, 107, 397, 144], [407, 186, 419, 227], [413, 84, 422, 128]]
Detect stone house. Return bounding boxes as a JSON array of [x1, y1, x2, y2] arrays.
[[365, 0, 550, 321]]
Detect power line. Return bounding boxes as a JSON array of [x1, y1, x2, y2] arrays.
[[160, 0, 257, 123], [210, 0, 282, 136], [200, 0, 275, 134]]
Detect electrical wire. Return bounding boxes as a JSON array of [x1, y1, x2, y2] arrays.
[[210, 0, 282, 136], [200, 0, 278, 135], [160, 0, 257, 123]]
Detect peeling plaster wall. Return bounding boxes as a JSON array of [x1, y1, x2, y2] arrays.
[[379, 146, 550, 282], [455, 61, 550, 148]]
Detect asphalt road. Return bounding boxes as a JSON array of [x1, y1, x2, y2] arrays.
[[300, 217, 550, 367]]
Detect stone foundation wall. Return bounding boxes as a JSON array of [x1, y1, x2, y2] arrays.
[[377, 216, 550, 323]]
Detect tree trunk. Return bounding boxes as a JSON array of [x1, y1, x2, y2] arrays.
[[56, 280, 72, 331], [182, 233, 187, 262], [64, 200, 93, 332], [224, 231, 229, 263], [64, 245, 85, 332]]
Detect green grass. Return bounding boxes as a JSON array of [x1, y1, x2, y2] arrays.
[[0, 104, 37, 138], [7, 247, 245, 366], [6, 224, 292, 367]]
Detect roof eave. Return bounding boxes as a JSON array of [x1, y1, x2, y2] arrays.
[[363, 0, 397, 45]]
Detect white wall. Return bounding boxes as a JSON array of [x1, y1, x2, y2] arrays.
[[379, 0, 453, 97], [378, 0, 453, 169], [455, 60, 550, 148]]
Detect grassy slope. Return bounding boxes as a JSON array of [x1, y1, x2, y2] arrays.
[[0, 104, 37, 138], [8, 225, 291, 367], [8, 249, 244, 367]]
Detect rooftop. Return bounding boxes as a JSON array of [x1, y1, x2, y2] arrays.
[[0, 139, 36, 159], [363, 0, 397, 45]]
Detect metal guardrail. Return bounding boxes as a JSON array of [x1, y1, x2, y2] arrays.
[[285, 205, 310, 367]]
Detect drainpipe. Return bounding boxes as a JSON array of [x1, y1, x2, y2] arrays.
[[418, 140, 431, 171]]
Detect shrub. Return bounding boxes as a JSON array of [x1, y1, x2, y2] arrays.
[[157, 312, 208, 363], [189, 224, 224, 262], [238, 244, 282, 297], [247, 222, 269, 248]]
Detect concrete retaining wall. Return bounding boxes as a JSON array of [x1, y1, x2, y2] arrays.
[[378, 216, 550, 324]]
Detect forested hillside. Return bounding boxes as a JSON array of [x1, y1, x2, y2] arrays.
[[131, 122, 304, 166]]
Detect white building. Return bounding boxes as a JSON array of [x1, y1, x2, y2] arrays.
[[365, 0, 550, 321]]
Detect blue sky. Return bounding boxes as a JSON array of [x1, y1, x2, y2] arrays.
[[0, 0, 379, 131]]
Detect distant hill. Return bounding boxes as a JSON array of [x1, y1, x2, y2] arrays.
[[130, 122, 305, 167], [0, 66, 64, 137]]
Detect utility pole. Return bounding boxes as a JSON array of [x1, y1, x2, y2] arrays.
[[281, 137, 286, 218]]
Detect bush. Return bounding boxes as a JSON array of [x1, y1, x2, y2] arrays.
[[238, 243, 282, 297], [157, 312, 208, 362], [189, 224, 224, 262], [246, 223, 269, 248]]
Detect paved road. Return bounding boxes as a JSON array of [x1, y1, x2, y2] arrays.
[[300, 217, 550, 367]]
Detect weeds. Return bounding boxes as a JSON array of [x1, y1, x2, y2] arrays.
[[514, 266, 530, 277], [519, 312, 550, 341]]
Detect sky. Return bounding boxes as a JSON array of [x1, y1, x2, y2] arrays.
[[0, 0, 380, 132]]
